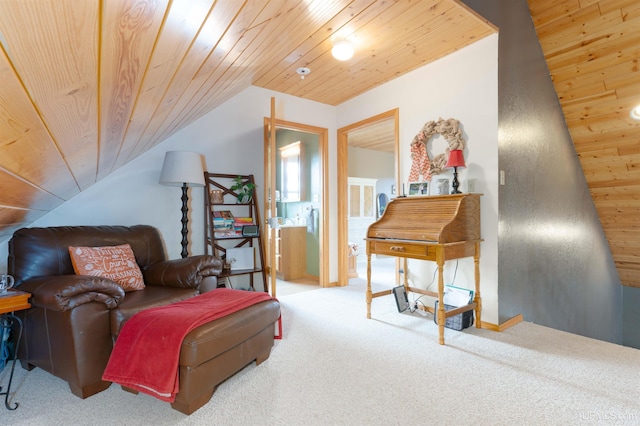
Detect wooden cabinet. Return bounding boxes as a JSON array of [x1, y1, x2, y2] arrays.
[[348, 177, 377, 248], [348, 177, 377, 218], [275, 226, 306, 280]]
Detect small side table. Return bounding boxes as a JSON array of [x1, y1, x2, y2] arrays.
[[0, 289, 31, 410]]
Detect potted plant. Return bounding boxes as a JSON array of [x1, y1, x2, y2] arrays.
[[230, 176, 255, 204]]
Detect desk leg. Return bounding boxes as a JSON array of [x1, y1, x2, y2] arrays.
[[436, 250, 445, 345], [402, 258, 409, 292], [474, 241, 482, 328], [366, 253, 372, 319], [0, 313, 22, 410]]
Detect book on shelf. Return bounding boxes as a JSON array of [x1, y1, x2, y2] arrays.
[[234, 216, 253, 222], [214, 230, 242, 238], [233, 217, 254, 224], [213, 218, 234, 229], [212, 210, 234, 220], [233, 217, 254, 233]]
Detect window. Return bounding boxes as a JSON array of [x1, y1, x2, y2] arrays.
[[280, 141, 304, 202]]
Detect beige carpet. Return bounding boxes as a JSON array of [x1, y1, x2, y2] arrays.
[[275, 277, 320, 296], [2, 280, 639, 425]]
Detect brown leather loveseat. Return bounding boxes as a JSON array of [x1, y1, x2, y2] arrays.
[[7, 225, 223, 399]]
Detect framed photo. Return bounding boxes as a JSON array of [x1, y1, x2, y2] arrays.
[[408, 182, 429, 196], [433, 178, 450, 195], [242, 224, 260, 237], [210, 190, 224, 204], [226, 247, 255, 270]]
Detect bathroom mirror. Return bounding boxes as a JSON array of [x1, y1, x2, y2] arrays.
[[279, 141, 305, 202]]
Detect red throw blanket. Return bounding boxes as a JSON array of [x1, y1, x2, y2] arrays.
[[102, 288, 276, 402]]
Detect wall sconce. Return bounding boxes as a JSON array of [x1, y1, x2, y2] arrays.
[[331, 40, 354, 61], [159, 151, 205, 258], [445, 149, 466, 194]]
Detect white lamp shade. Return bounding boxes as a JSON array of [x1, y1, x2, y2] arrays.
[[332, 40, 354, 61], [159, 151, 205, 187]]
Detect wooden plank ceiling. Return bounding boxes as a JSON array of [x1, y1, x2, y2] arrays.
[[528, 0, 640, 287], [347, 117, 396, 153], [0, 0, 494, 241]]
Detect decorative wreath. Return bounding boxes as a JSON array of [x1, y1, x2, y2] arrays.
[[408, 118, 466, 182]]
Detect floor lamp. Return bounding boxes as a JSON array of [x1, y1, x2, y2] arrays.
[[159, 151, 205, 258]]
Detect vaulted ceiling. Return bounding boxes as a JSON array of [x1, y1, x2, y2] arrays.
[[528, 0, 640, 287], [0, 0, 639, 288], [0, 0, 494, 241]]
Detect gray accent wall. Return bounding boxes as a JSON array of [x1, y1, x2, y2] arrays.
[[623, 286, 640, 347], [464, 0, 622, 344]]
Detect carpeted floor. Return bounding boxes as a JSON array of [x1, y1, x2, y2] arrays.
[[2, 280, 639, 425]]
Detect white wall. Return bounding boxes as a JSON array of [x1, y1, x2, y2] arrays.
[[2, 34, 499, 323], [336, 33, 499, 323]]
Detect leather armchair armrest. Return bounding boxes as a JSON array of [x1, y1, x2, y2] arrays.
[[143, 255, 223, 289], [18, 275, 125, 311]]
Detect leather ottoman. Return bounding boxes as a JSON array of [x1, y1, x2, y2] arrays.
[[123, 298, 280, 415], [171, 298, 280, 414]]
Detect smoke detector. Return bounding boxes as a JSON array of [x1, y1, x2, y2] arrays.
[[296, 67, 311, 80]]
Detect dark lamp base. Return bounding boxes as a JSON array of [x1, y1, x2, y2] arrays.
[[451, 167, 462, 194]]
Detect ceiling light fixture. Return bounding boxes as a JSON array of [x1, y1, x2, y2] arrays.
[[296, 67, 310, 80], [331, 40, 354, 61], [630, 105, 640, 121]]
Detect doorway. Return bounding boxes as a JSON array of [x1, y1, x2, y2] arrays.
[[337, 109, 400, 286], [264, 118, 328, 297]]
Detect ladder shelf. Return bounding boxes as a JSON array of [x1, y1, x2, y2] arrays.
[[204, 172, 267, 292]]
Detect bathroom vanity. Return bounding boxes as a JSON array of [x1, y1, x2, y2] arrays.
[[275, 225, 307, 280]]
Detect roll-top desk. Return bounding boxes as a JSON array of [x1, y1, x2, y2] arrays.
[[365, 193, 482, 345]]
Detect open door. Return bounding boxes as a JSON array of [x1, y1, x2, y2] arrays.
[[263, 98, 278, 296], [263, 99, 329, 296], [337, 109, 400, 286]]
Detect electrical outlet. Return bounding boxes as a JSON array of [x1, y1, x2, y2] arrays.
[[467, 179, 475, 192], [499, 170, 506, 185]]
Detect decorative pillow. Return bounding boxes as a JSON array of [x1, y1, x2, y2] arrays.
[[69, 244, 145, 292]]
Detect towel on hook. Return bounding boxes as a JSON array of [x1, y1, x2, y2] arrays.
[[307, 208, 316, 234]]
